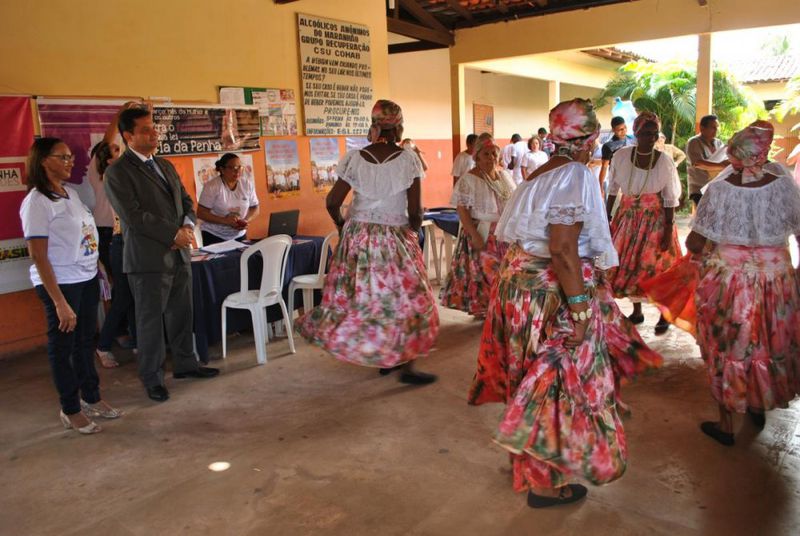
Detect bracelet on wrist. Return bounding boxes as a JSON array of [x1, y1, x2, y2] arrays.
[[570, 308, 593, 322], [566, 293, 590, 305]]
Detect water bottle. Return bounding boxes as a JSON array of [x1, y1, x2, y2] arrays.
[[612, 97, 638, 131]]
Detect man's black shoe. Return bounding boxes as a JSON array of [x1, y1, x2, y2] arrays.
[[147, 385, 170, 402], [173, 366, 220, 379]]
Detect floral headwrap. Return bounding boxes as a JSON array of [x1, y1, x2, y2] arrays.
[[633, 111, 660, 135], [549, 98, 600, 156], [726, 120, 774, 184], [367, 99, 403, 142], [473, 137, 499, 159]]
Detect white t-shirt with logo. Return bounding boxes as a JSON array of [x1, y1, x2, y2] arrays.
[[20, 185, 99, 286], [198, 177, 259, 240]]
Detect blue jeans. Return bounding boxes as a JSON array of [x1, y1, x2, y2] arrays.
[[35, 276, 101, 415], [98, 235, 136, 351]]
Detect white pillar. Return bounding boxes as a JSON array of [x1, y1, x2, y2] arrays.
[[450, 62, 466, 154], [548, 80, 561, 110], [696, 33, 713, 131]]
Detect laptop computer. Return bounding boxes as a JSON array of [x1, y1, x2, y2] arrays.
[[267, 209, 299, 237]]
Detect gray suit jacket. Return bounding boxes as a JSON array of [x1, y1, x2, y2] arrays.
[[104, 149, 196, 274]]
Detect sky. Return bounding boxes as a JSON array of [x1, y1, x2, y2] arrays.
[[616, 23, 800, 66]]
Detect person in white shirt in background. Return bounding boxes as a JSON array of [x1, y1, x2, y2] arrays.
[[501, 134, 521, 171], [197, 153, 260, 246], [451, 133, 477, 185], [510, 135, 530, 184], [519, 136, 549, 181], [401, 138, 429, 173]]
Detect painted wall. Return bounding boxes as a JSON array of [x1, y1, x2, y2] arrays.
[[0, 0, 390, 356]]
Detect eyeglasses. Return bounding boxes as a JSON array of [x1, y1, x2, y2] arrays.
[[224, 165, 242, 171], [48, 154, 75, 163]]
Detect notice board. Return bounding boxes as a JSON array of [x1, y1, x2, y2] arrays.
[[473, 103, 494, 137], [298, 13, 373, 136]]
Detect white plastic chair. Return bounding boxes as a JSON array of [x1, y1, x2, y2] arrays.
[[288, 231, 337, 330], [221, 235, 295, 364]]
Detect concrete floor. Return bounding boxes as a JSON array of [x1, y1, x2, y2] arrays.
[[1, 302, 798, 536]]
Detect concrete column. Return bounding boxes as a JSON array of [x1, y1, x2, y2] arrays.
[[548, 80, 561, 110], [696, 33, 713, 132], [450, 62, 466, 156]]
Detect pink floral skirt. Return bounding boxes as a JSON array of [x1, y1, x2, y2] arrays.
[[440, 222, 508, 317], [696, 245, 800, 413], [607, 194, 681, 299], [297, 220, 439, 368], [468, 245, 627, 491]]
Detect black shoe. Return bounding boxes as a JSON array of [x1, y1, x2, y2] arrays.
[[173, 366, 220, 379], [379, 365, 402, 376], [527, 484, 588, 508], [627, 313, 645, 325], [147, 385, 170, 402], [654, 318, 670, 335], [747, 408, 766, 430], [399, 370, 438, 385], [700, 421, 734, 446]]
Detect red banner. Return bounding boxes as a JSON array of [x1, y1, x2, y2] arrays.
[[0, 97, 34, 241]]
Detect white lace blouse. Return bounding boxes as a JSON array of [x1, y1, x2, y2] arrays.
[[450, 170, 515, 221], [495, 161, 619, 269], [337, 148, 425, 226], [692, 163, 800, 247], [607, 146, 681, 207]]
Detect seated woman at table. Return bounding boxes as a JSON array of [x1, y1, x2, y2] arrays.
[[297, 99, 438, 385], [197, 153, 259, 246], [440, 137, 515, 317], [20, 138, 122, 434]]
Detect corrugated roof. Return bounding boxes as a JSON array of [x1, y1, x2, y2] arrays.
[[727, 55, 800, 84]]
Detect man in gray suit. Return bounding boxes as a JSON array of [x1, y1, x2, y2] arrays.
[[105, 106, 218, 402]]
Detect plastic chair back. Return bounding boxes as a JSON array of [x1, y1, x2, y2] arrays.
[[239, 235, 292, 298], [316, 231, 338, 278]]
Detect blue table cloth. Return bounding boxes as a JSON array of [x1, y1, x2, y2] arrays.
[[191, 235, 326, 362], [424, 211, 460, 237]]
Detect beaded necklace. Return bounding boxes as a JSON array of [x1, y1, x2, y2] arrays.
[[626, 148, 656, 198]]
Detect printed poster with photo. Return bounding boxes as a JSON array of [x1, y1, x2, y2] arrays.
[[253, 89, 298, 137], [309, 138, 340, 194], [265, 140, 301, 199], [192, 153, 255, 202]]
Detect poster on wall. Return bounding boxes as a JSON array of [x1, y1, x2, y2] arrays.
[[152, 105, 261, 156], [309, 138, 340, 194], [192, 153, 255, 202], [345, 137, 369, 151], [37, 98, 123, 185], [473, 103, 494, 136], [265, 140, 300, 199], [0, 96, 35, 294], [298, 13, 373, 136], [219, 87, 298, 137]]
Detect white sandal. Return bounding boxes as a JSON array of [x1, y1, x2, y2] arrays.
[[59, 411, 102, 434], [95, 350, 119, 369], [81, 400, 123, 419]]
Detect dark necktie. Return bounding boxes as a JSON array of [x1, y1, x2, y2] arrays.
[[145, 159, 173, 195]]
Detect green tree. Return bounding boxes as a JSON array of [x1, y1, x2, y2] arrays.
[[595, 61, 765, 151], [772, 74, 800, 133]]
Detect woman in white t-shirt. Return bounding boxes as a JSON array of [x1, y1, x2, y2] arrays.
[[20, 138, 122, 435], [520, 136, 549, 180], [197, 153, 260, 245]]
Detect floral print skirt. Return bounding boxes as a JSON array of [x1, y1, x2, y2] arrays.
[[695, 245, 800, 413], [641, 254, 701, 336], [439, 222, 508, 317], [297, 219, 439, 368], [468, 245, 627, 491], [607, 193, 681, 299]]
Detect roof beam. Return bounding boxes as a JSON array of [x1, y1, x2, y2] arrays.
[[389, 41, 449, 54], [495, 0, 509, 14], [387, 18, 454, 46], [399, 0, 451, 34], [446, 0, 474, 23]]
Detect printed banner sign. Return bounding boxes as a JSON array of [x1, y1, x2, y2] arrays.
[[219, 87, 298, 137], [152, 106, 261, 156], [309, 138, 340, 193], [265, 140, 300, 199], [298, 13, 373, 135]]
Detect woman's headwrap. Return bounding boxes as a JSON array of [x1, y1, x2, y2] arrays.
[[633, 111, 660, 135], [367, 99, 403, 142], [472, 132, 495, 156], [473, 136, 499, 159], [548, 98, 601, 156], [726, 120, 774, 184]]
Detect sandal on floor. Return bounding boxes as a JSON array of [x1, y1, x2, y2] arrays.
[[700, 421, 734, 446], [379, 365, 403, 376], [627, 313, 645, 325], [95, 350, 119, 369], [654, 318, 670, 335], [528, 484, 588, 508], [59, 411, 101, 434], [81, 400, 123, 419], [399, 370, 438, 385], [747, 408, 766, 430]]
